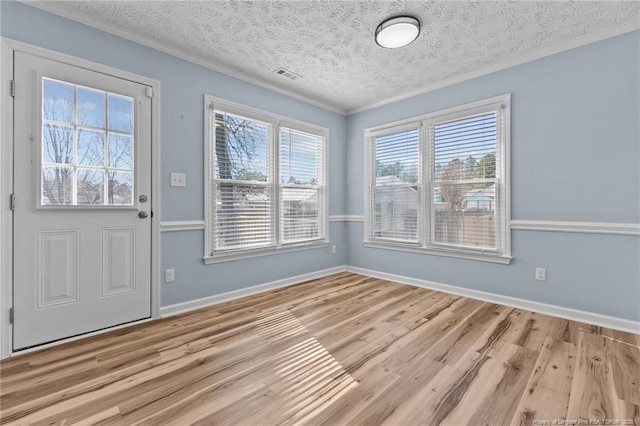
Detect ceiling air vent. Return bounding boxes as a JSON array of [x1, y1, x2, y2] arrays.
[[274, 67, 301, 81]]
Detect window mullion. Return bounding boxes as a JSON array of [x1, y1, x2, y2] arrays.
[[273, 122, 281, 248], [72, 86, 78, 205], [208, 106, 216, 255], [495, 105, 505, 254], [368, 136, 375, 242], [103, 92, 109, 206], [423, 121, 432, 249]]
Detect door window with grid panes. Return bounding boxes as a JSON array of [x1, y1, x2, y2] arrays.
[[41, 78, 134, 206]]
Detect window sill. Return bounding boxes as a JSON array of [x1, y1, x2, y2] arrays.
[[203, 241, 330, 264], [363, 241, 512, 264]]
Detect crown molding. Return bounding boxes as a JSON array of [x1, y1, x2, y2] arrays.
[[21, 1, 347, 115], [347, 24, 640, 115]]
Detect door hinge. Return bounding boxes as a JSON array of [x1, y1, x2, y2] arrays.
[[9, 308, 14, 324], [10, 80, 15, 97], [10, 193, 15, 211], [145, 86, 153, 98]]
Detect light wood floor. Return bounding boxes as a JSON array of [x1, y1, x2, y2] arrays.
[[1, 272, 639, 425]]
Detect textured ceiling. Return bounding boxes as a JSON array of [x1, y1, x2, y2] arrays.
[[26, 1, 640, 114]]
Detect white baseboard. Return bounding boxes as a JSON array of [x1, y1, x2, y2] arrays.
[[160, 265, 348, 317], [346, 266, 640, 335], [160, 263, 638, 334]]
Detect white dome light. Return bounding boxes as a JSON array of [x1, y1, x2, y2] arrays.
[[375, 16, 420, 49]]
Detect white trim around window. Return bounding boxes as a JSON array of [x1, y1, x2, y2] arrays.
[[203, 96, 329, 263], [364, 94, 512, 264]]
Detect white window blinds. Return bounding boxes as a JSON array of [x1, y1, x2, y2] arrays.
[[211, 111, 275, 252], [370, 127, 421, 243], [280, 127, 324, 243], [207, 98, 328, 259], [430, 111, 501, 252], [365, 94, 510, 262]]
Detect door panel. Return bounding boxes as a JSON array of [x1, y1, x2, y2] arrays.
[[102, 227, 136, 297], [37, 230, 80, 307], [13, 52, 152, 350]]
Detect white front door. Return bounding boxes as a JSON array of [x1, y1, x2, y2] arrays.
[[12, 52, 153, 350]]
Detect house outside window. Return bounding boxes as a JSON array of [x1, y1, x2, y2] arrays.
[[365, 94, 511, 264], [370, 126, 421, 243], [204, 96, 328, 263]]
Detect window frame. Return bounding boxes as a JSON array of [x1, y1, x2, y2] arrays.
[[364, 94, 511, 264], [204, 95, 329, 263]]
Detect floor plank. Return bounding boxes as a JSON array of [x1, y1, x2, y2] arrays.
[[511, 335, 576, 425], [567, 332, 631, 423]]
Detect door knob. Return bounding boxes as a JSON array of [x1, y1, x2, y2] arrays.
[[138, 211, 148, 219]]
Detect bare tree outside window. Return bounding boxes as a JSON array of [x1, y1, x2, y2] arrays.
[[213, 112, 269, 249], [214, 113, 263, 180], [441, 158, 464, 212], [41, 79, 134, 206]]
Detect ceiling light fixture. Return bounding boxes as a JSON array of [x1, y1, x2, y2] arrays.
[[375, 15, 420, 49]]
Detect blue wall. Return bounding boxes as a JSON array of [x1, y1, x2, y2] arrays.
[[0, 1, 348, 306], [2, 2, 638, 321], [345, 31, 640, 321]]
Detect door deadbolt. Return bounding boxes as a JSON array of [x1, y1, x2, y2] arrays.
[[139, 195, 148, 203]]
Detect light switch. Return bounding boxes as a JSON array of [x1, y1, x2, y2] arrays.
[[170, 172, 186, 187]]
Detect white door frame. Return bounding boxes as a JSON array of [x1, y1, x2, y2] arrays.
[[0, 38, 162, 358]]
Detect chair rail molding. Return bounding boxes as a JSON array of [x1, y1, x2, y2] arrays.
[[329, 215, 365, 222], [510, 220, 640, 236], [161, 217, 367, 232], [338, 217, 639, 236], [160, 220, 206, 232]]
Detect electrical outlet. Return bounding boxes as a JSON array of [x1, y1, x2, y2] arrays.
[[165, 268, 175, 283], [535, 267, 546, 281], [170, 173, 186, 187], [331, 245, 336, 254]]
